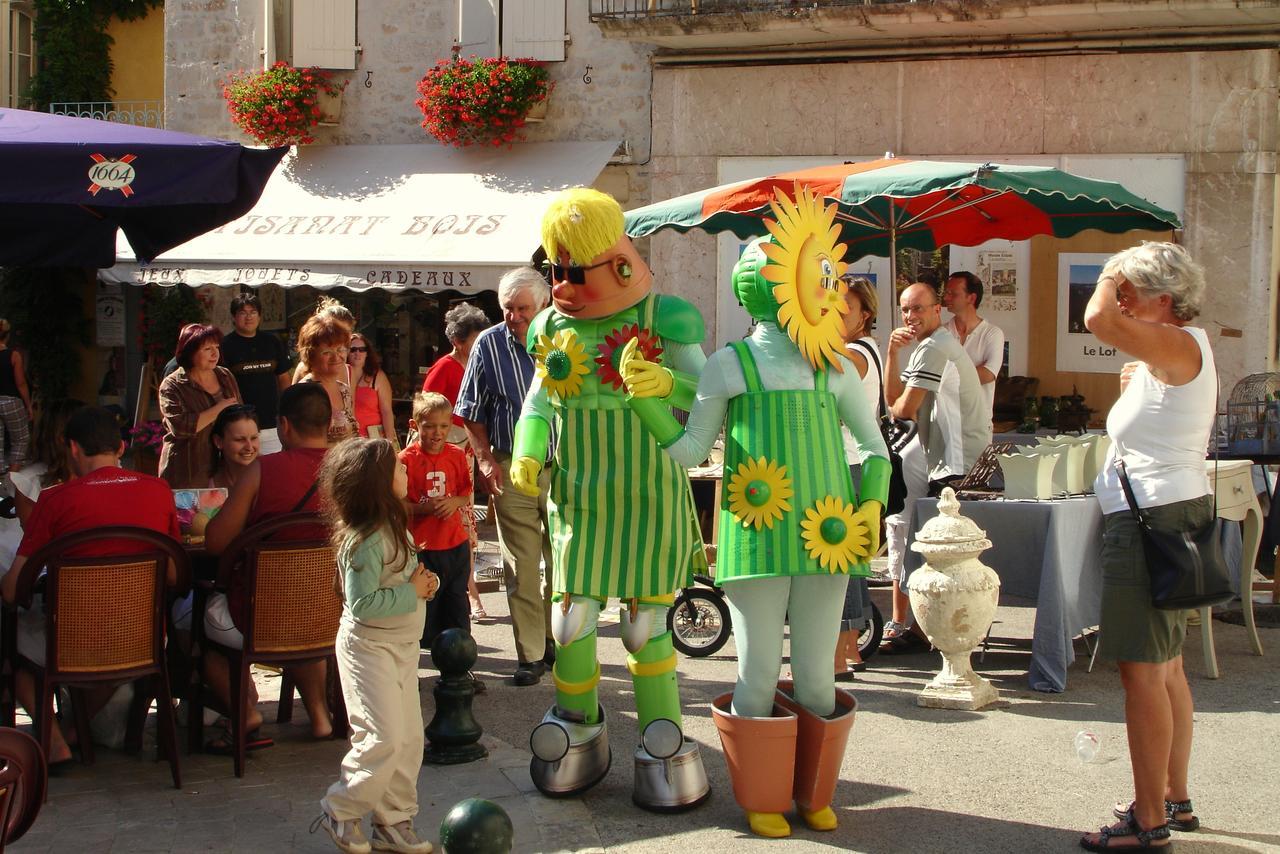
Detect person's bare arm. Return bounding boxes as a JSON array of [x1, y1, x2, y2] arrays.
[[11, 351, 31, 418], [464, 419, 502, 496], [976, 366, 998, 385], [14, 491, 34, 527], [890, 386, 928, 421], [375, 372, 399, 450], [276, 370, 292, 392], [1085, 275, 1201, 385], [204, 459, 261, 555], [1, 555, 25, 604], [883, 327, 913, 411]]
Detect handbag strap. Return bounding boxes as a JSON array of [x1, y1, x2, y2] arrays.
[[291, 479, 320, 513]]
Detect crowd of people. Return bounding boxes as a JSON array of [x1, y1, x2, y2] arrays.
[[0, 230, 1218, 852]]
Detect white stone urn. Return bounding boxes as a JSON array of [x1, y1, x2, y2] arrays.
[[907, 488, 1001, 710]]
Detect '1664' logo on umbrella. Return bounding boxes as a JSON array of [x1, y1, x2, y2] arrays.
[[87, 153, 137, 197]]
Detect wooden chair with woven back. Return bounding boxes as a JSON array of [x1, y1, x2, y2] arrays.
[[0, 726, 45, 850], [0, 526, 188, 790], [188, 511, 347, 778]]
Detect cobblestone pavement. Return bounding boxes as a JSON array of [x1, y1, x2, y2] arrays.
[[12, 542, 1279, 852]]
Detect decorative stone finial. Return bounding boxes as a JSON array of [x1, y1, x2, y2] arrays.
[[910, 487, 991, 566]]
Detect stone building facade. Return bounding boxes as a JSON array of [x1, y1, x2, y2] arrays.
[[162, 0, 1280, 396]]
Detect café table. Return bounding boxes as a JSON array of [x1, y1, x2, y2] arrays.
[[904, 495, 1104, 693]]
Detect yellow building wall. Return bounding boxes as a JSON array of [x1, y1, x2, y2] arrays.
[[106, 7, 164, 102]]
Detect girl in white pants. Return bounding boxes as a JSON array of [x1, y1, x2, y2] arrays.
[[315, 439, 439, 854]]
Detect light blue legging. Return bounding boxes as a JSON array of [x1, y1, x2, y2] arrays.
[[723, 574, 850, 718]]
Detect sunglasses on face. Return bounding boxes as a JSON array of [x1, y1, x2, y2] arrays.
[[349, 346, 368, 353], [542, 258, 613, 285]]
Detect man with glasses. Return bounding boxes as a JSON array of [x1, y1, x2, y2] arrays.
[[220, 293, 292, 455], [455, 268, 555, 687], [880, 282, 985, 652]]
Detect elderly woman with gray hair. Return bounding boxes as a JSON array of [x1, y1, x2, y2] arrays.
[[1079, 242, 1214, 852]]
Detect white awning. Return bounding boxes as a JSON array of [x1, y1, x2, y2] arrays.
[[101, 140, 618, 293]]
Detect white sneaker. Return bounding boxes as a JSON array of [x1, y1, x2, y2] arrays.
[[371, 821, 434, 853], [312, 812, 372, 854]]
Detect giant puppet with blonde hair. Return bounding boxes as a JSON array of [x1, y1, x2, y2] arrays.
[[508, 187, 711, 810], [621, 186, 890, 839]]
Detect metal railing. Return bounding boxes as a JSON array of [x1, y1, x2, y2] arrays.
[[590, 0, 912, 19], [48, 100, 164, 128]]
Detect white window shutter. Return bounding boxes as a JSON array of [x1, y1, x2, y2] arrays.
[[502, 0, 565, 62], [291, 0, 357, 70], [457, 0, 499, 59]]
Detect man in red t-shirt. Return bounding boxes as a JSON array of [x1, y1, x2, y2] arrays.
[[201, 383, 333, 747], [401, 392, 473, 652], [1, 406, 180, 764]]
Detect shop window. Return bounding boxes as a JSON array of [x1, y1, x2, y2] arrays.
[[291, 0, 358, 69], [458, 0, 566, 62]]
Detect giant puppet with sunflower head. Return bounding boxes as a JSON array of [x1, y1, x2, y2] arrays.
[[621, 185, 892, 839], [508, 188, 712, 811]]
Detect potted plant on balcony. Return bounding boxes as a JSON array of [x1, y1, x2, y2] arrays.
[[222, 62, 345, 146], [415, 54, 552, 148]]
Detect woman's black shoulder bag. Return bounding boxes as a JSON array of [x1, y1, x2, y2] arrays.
[[1114, 455, 1234, 610]]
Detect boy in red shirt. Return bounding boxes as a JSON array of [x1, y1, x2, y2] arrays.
[[400, 392, 473, 652]]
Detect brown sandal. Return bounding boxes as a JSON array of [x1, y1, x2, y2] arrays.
[[1080, 814, 1172, 851]]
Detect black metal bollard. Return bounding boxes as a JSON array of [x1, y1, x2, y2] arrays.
[[439, 798, 513, 854], [424, 628, 488, 765]]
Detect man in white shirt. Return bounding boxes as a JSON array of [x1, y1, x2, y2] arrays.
[[881, 283, 987, 649], [943, 271, 1006, 442]]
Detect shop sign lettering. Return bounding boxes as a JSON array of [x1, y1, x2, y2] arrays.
[[210, 213, 506, 238], [365, 270, 474, 288], [129, 267, 311, 284]]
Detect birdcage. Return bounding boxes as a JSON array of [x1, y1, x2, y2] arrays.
[[1224, 372, 1280, 455]]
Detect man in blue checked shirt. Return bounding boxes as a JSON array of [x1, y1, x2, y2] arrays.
[[456, 267, 555, 686]]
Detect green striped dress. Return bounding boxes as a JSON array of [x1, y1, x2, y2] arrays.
[[542, 297, 707, 599], [717, 341, 868, 581]]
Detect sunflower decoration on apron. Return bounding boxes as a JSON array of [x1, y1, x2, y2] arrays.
[[759, 183, 851, 372], [725, 455, 794, 530], [533, 328, 591, 400], [799, 496, 870, 574]]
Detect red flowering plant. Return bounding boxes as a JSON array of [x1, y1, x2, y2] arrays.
[[415, 54, 551, 147], [127, 420, 166, 453], [222, 62, 344, 146]]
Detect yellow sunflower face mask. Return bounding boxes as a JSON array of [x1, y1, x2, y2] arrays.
[[759, 185, 850, 372]]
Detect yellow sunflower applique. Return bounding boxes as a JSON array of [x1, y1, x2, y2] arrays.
[[534, 329, 591, 400], [725, 456, 794, 530], [799, 496, 868, 574], [760, 184, 850, 372]]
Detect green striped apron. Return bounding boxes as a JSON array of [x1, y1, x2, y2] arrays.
[[545, 297, 706, 599], [717, 341, 868, 581]]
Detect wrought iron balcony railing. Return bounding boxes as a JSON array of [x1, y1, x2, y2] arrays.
[[590, 0, 905, 19], [48, 100, 164, 128]]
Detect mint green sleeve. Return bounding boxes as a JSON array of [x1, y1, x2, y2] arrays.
[[660, 347, 737, 468], [514, 372, 553, 460], [830, 360, 891, 506], [344, 533, 419, 621], [660, 341, 707, 412]]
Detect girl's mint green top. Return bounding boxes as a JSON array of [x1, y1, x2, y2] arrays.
[[340, 527, 426, 642]]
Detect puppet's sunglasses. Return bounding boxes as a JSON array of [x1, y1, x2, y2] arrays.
[[543, 258, 612, 285]]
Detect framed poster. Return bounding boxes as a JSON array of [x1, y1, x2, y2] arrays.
[[1055, 253, 1126, 374]]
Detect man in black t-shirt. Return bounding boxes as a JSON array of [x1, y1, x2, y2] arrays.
[[219, 293, 292, 454]]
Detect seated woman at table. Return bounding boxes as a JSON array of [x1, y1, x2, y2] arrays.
[[292, 298, 356, 383], [1079, 242, 1214, 853], [159, 324, 242, 488], [209, 404, 260, 490], [295, 314, 357, 444], [11, 399, 83, 526], [347, 333, 399, 450]]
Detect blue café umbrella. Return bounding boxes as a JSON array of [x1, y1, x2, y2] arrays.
[[0, 108, 287, 267]]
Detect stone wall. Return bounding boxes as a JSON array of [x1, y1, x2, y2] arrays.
[[163, 0, 651, 197], [648, 49, 1278, 392]]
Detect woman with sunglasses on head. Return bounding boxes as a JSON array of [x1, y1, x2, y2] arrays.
[[347, 333, 399, 451], [295, 313, 357, 444], [208, 405, 261, 490]]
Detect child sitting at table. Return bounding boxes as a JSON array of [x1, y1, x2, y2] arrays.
[[399, 392, 473, 654], [315, 437, 438, 854]]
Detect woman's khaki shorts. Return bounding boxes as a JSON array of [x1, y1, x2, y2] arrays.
[[1098, 494, 1213, 664]]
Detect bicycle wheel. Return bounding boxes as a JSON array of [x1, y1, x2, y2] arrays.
[[667, 589, 731, 657], [856, 600, 884, 661]]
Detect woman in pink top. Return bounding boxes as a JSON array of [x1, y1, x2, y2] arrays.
[[348, 333, 399, 450]]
